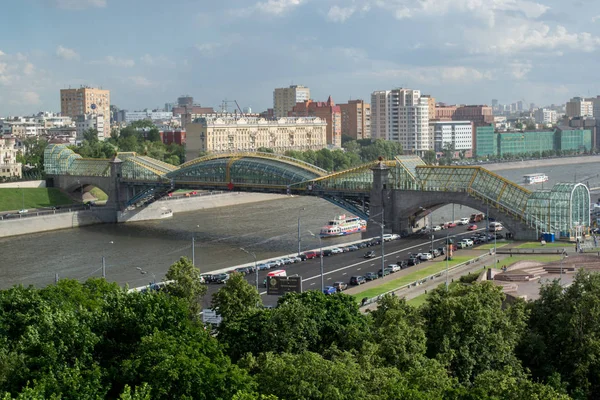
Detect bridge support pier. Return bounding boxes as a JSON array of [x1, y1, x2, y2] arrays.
[[364, 161, 391, 239]]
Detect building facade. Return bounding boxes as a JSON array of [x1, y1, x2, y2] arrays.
[[453, 105, 494, 126], [370, 90, 390, 140], [474, 125, 496, 157], [159, 129, 186, 146], [566, 97, 593, 118], [75, 114, 106, 141], [273, 85, 310, 119], [124, 110, 174, 123], [431, 121, 473, 152], [339, 100, 371, 140], [534, 108, 558, 125], [185, 116, 327, 160], [60, 87, 110, 120], [555, 127, 592, 152], [0, 136, 22, 179], [289, 97, 341, 147]]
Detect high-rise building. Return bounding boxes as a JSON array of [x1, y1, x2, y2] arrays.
[[289, 97, 341, 147], [566, 97, 593, 118], [430, 121, 473, 152], [178, 95, 194, 107], [517, 101, 524, 111], [60, 86, 110, 120], [273, 85, 310, 119], [339, 99, 371, 140], [75, 114, 106, 141], [491, 99, 499, 110], [370, 90, 390, 140], [370, 88, 430, 153], [421, 95, 436, 121], [534, 109, 558, 125], [586, 96, 600, 119]]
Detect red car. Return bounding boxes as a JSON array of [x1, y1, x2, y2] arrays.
[[467, 224, 477, 231], [446, 222, 457, 228]]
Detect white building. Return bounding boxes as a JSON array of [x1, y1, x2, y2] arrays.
[[430, 121, 473, 152], [533, 108, 558, 125], [370, 88, 430, 154], [566, 97, 593, 118], [0, 136, 22, 179], [273, 85, 310, 118], [124, 110, 174, 123], [76, 114, 106, 141]]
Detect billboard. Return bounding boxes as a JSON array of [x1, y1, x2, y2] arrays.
[[202, 309, 222, 325], [266, 276, 302, 295]]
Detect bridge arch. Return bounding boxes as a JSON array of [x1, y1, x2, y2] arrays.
[[168, 152, 327, 187]]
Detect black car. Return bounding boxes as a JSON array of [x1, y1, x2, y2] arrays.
[[357, 242, 368, 248], [322, 249, 333, 257], [350, 276, 366, 285], [407, 257, 421, 266], [437, 247, 446, 255], [201, 274, 215, 283], [378, 268, 392, 277], [298, 254, 308, 261], [364, 251, 376, 258], [234, 267, 250, 275], [397, 260, 408, 269], [213, 273, 229, 284], [364, 272, 378, 281]]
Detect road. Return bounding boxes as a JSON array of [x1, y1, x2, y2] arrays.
[[200, 224, 486, 308]]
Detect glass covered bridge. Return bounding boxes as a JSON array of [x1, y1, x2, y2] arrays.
[[44, 145, 590, 239]]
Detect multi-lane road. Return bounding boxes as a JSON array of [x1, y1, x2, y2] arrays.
[[200, 224, 488, 308]]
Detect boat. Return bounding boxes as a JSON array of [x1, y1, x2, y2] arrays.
[[159, 207, 173, 219], [523, 173, 548, 185], [320, 214, 367, 237]]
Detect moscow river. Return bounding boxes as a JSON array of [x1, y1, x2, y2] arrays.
[[0, 160, 598, 289]]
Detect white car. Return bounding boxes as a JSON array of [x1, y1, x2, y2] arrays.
[[458, 217, 470, 225], [432, 225, 442, 231], [382, 234, 394, 242], [388, 264, 401, 273], [390, 233, 401, 240], [18, 209, 28, 214], [330, 248, 343, 254], [461, 239, 474, 246], [418, 252, 433, 261]]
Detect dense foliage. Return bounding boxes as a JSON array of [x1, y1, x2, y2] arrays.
[[6, 262, 600, 398], [71, 121, 185, 166]]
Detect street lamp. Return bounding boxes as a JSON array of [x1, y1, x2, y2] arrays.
[[102, 240, 114, 278], [297, 207, 306, 255], [240, 247, 258, 292], [308, 230, 324, 291]]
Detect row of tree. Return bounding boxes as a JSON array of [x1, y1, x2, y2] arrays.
[[2, 255, 600, 399]]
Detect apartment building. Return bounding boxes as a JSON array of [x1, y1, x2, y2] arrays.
[[75, 114, 106, 141], [124, 110, 174, 123], [289, 97, 341, 147], [566, 97, 593, 118], [60, 86, 110, 119], [185, 116, 327, 160], [534, 108, 558, 125], [0, 136, 22, 179], [273, 85, 310, 119], [339, 100, 371, 140], [431, 121, 473, 152], [370, 91, 390, 140]]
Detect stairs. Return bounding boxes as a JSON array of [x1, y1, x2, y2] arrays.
[[495, 266, 548, 282]]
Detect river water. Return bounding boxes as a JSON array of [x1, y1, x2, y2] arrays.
[[1, 161, 598, 289]]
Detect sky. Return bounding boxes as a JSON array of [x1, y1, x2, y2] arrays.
[[2, 0, 600, 115]]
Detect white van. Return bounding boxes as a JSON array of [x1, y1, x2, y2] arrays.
[[263, 270, 287, 287], [489, 222, 503, 231]]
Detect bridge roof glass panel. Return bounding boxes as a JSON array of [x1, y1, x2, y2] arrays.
[[395, 156, 426, 181], [69, 159, 111, 176]]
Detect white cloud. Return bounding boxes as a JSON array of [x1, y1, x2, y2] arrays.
[[369, 65, 494, 85], [327, 5, 355, 22], [23, 63, 35, 76], [508, 61, 532, 79], [0, 50, 4, 56], [91, 56, 135, 67], [56, 45, 80, 61], [592, 15, 600, 23], [255, 0, 304, 15], [13, 91, 41, 106], [53, 0, 106, 10], [130, 76, 153, 87], [140, 54, 176, 68]]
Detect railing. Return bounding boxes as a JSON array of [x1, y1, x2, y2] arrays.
[[157, 190, 226, 201], [0, 205, 105, 221]]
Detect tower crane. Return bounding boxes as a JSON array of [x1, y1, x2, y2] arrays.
[[220, 99, 243, 115]]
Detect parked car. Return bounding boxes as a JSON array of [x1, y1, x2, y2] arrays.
[[213, 273, 229, 284], [331, 247, 344, 254], [266, 261, 279, 269], [346, 245, 359, 251], [200, 274, 215, 283], [397, 260, 408, 269], [364, 272, 379, 281], [234, 267, 250, 275], [333, 281, 348, 292], [456, 242, 466, 249], [407, 257, 420, 266], [322, 249, 333, 257], [282, 258, 294, 265], [446, 222, 458, 228], [418, 252, 433, 261], [378, 268, 392, 277], [437, 247, 446, 255], [357, 242, 368, 248], [431, 248, 441, 258], [339, 246, 351, 253], [388, 264, 401, 273], [323, 286, 337, 295], [350, 276, 366, 285], [382, 234, 394, 242], [458, 217, 470, 225], [461, 239, 474, 246], [364, 250, 376, 258], [303, 251, 318, 259], [256, 263, 270, 271], [290, 256, 302, 263], [432, 225, 443, 231], [467, 224, 478, 231]]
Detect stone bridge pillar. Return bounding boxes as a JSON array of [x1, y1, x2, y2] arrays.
[[364, 161, 391, 238], [105, 155, 126, 211]]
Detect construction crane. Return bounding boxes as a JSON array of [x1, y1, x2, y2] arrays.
[[220, 99, 243, 115]]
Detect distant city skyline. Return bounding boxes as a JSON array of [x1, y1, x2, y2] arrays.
[[2, 0, 600, 114]]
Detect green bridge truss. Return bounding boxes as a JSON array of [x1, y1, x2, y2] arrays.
[[44, 144, 590, 237]]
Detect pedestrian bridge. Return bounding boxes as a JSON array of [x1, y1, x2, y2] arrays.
[[44, 144, 590, 240]]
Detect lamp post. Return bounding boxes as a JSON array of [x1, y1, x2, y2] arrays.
[[102, 241, 114, 278], [308, 231, 325, 291], [445, 230, 450, 290], [297, 207, 306, 255], [240, 247, 258, 292]]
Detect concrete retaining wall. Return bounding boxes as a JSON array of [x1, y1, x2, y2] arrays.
[[118, 192, 288, 223], [0, 180, 46, 188], [0, 208, 116, 238]]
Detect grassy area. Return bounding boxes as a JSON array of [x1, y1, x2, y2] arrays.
[[89, 187, 108, 201], [516, 242, 570, 249], [407, 293, 429, 307], [0, 188, 75, 211], [501, 254, 562, 268], [476, 242, 510, 250], [353, 256, 473, 301]]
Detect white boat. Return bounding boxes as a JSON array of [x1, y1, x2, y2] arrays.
[[159, 208, 173, 219], [320, 214, 366, 237], [523, 173, 548, 185]]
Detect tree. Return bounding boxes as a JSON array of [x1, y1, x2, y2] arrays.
[[421, 282, 527, 384], [211, 272, 261, 321], [257, 147, 274, 153], [82, 128, 99, 143], [422, 150, 437, 165], [145, 128, 161, 142], [165, 257, 206, 317]]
